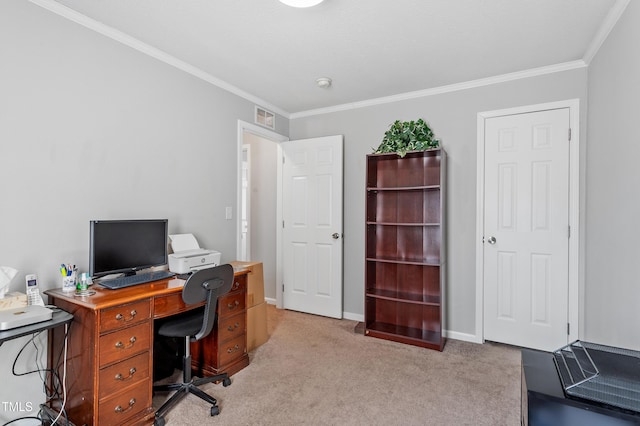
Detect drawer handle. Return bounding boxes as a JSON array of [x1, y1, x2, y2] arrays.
[[227, 344, 240, 354], [227, 322, 240, 332], [227, 300, 240, 310], [115, 310, 137, 322], [232, 281, 240, 290], [115, 367, 137, 381], [114, 398, 136, 413], [115, 336, 137, 349]]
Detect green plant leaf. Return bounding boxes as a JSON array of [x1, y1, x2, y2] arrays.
[[374, 118, 440, 156]]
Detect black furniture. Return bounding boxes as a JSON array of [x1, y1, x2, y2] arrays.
[[521, 348, 640, 426], [153, 264, 234, 426], [0, 308, 73, 424]]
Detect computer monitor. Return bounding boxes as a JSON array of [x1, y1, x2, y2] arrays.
[[89, 219, 168, 278]]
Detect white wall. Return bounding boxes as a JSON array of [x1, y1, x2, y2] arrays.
[[0, 1, 287, 421], [585, 1, 640, 349], [290, 70, 588, 335]]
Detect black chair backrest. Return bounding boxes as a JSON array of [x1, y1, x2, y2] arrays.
[[182, 264, 234, 341]]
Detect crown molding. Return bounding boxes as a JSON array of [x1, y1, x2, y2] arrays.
[[29, 0, 609, 121], [290, 60, 587, 119], [28, 0, 289, 118], [582, 0, 631, 64]]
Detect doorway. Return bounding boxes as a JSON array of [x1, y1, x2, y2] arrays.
[[237, 120, 288, 305], [236, 122, 344, 317], [240, 144, 250, 261], [475, 100, 580, 351]]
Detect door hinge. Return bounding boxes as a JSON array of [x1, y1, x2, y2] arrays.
[[282, 155, 285, 164], [282, 220, 285, 228], [568, 225, 571, 238], [282, 283, 284, 292], [567, 322, 570, 335], [568, 128, 572, 141]]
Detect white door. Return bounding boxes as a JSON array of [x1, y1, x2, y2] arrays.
[[483, 108, 570, 351], [282, 135, 343, 319]]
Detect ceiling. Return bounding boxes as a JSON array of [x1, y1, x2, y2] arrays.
[[40, 0, 622, 117]]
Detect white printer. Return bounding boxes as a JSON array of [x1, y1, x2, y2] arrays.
[[168, 234, 222, 274]]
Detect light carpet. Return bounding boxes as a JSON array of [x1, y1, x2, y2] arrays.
[[154, 304, 521, 425]]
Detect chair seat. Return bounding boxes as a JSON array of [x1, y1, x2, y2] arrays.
[[157, 308, 204, 338]]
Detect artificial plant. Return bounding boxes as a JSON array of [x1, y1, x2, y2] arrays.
[[373, 118, 440, 157]]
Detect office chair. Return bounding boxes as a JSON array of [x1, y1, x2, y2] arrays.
[[153, 264, 234, 426]]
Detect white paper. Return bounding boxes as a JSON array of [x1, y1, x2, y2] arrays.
[[0, 266, 18, 299], [169, 233, 201, 253]]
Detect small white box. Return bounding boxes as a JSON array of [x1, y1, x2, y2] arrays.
[[0, 305, 52, 330]]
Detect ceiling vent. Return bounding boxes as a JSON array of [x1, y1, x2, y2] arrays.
[[255, 106, 275, 130]]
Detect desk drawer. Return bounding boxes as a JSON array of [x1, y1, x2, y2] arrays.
[[100, 300, 151, 333], [154, 293, 201, 319], [219, 292, 245, 319], [100, 322, 151, 367], [231, 275, 246, 293], [218, 334, 246, 366], [99, 351, 150, 399], [98, 379, 150, 426], [218, 313, 246, 343]]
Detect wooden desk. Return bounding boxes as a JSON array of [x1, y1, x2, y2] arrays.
[[45, 270, 249, 426]]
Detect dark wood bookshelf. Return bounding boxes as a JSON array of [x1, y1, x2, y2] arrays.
[[364, 149, 446, 351]]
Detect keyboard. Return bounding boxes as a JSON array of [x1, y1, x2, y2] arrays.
[[100, 270, 176, 290]]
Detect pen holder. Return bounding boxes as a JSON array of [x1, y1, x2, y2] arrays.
[[62, 272, 77, 293]]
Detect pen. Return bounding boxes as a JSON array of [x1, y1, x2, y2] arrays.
[[61, 263, 74, 277]]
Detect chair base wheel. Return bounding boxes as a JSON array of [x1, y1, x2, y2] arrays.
[[211, 405, 220, 416], [222, 377, 231, 387], [154, 415, 166, 426]]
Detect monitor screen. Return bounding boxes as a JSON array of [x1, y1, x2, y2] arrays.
[[89, 219, 168, 278]]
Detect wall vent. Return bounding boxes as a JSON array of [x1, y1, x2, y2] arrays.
[[255, 106, 275, 130]]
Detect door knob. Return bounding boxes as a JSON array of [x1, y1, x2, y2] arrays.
[[332, 233, 340, 239], [487, 236, 497, 244]]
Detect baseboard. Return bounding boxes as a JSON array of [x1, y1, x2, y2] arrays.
[[444, 329, 482, 344], [343, 311, 364, 322], [265, 302, 482, 344], [263, 300, 365, 322]]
